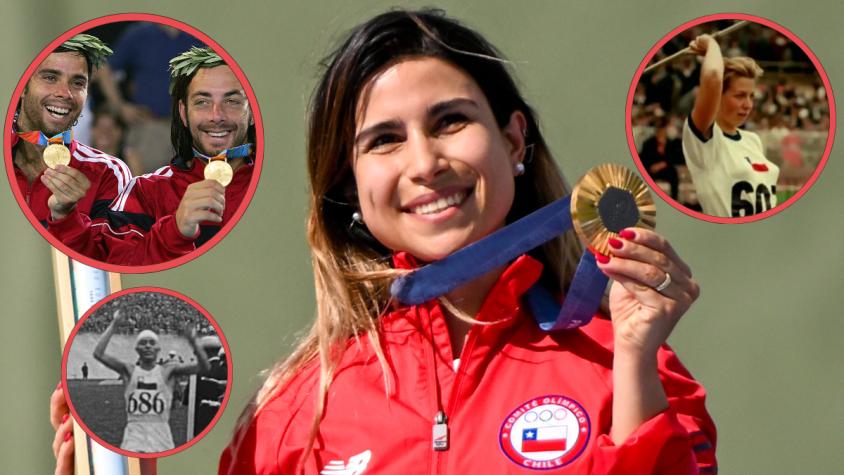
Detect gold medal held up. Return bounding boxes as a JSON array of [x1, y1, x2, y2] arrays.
[[43, 144, 71, 168], [204, 159, 233, 187], [571, 164, 656, 255]]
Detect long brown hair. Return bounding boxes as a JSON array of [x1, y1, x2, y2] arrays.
[[234, 7, 583, 459]]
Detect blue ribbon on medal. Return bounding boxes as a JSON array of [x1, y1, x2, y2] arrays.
[[192, 143, 253, 161], [16, 129, 73, 146], [390, 164, 656, 331]]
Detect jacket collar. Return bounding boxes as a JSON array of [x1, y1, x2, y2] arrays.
[[390, 251, 544, 324]]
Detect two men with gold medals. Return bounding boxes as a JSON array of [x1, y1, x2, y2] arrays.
[[47, 46, 256, 266]]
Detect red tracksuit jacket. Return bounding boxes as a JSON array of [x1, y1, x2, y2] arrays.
[[12, 139, 131, 229], [220, 253, 717, 474], [48, 155, 253, 265]]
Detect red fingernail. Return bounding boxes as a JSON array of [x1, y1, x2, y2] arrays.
[[619, 229, 636, 240], [595, 253, 610, 264], [56, 381, 62, 389], [62, 413, 69, 423], [608, 238, 623, 249], [64, 432, 72, 442]]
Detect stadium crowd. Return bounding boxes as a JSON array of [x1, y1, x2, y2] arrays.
[[80, 292, 215, 336]]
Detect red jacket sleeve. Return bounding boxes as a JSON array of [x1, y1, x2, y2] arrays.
[[46, 151, 132, 257], [220, 406, 291, 475], [49, 176, 196, 265], [87, 152, 132, 220], [588, 344, 717, 474], [220, 365, 320, 475]]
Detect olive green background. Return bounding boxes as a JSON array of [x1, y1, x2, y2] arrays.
[[2, 0, 841, 473]]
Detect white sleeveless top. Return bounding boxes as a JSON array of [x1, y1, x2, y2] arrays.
[[124, 364, 172, 424]]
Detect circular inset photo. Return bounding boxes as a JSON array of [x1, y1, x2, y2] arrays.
[[61, 288, 232, 458], [5, 13, 263, 272], [626, 13, 834, 222]]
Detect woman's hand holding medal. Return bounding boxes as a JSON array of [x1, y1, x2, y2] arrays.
[[597, 228, 700, 358]]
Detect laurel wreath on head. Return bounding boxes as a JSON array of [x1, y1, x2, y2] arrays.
[[60, 34, 113, 67], [168, 46, 224, 93]]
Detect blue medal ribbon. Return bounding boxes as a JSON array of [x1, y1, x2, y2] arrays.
[[192, 143, 253, 161], [390, 195, 608, 331], [17, 129, 73, 147]]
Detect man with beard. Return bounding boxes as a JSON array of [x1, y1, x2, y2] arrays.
[[10, 34, 131, 231], [50, 46, 256, 265], [93, 310, 210, 453]]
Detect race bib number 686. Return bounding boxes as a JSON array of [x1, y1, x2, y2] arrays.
[[127, 390, 165, 415]]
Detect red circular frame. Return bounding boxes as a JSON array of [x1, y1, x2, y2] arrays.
[[4, 13, 264, 272], [60, 286, 234, 459], [625, 13, 836, 224]]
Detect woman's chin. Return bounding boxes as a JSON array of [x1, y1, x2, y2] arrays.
[[398, 222, 507, 263], [405, 248, 455, 264], [402, 237, 472, 264]]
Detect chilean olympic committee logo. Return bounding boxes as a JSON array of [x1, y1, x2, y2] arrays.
[[499, 395, 591, 470]]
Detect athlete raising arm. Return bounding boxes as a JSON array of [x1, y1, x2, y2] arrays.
[[683, 33, 779, 218], [93, 310, 210, 453]]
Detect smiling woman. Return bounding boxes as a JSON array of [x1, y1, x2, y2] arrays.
[[353, 57, 525, 263], [220, 8, 715, 475]]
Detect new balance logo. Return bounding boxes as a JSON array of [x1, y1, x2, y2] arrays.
[[320, 450, 372, 475]]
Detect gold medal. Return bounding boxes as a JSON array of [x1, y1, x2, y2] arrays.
[[204, 159, 233, 187], [570, 164, 656, 255], [43, 143, 71, 168]]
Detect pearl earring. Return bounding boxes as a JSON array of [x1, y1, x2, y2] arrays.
[[514, 162, 525, 176], [351, 211, 363, 225]]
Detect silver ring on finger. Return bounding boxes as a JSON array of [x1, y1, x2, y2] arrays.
[[654, 272, 672, 293]]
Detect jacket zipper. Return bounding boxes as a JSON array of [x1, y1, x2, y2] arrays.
[[432, 317, 483, 474], [423, 307, 447, 475]]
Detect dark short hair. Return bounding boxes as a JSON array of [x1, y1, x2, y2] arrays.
[[53, 33, 112, 77], [53, 47, 92, 76]]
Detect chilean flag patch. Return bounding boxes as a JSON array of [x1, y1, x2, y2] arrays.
[[521, 426, 567, 453], [499, 395, 591, 470]]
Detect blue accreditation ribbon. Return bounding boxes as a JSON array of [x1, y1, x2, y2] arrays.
[[390, 195, 609, 331]]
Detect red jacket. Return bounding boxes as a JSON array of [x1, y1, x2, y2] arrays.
[[12, 140, 131, 229], [220, 254, 717, 474], [49, 155, 253, 265]]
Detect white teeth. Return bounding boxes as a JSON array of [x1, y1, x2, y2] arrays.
[[208, 131, 229, 137], [412, 191, 466, 215], [46, 106, 69, 115]]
